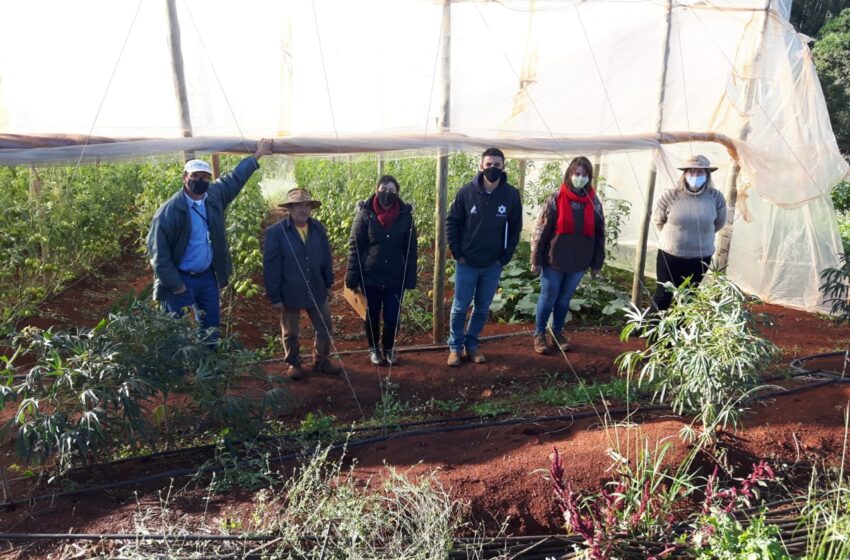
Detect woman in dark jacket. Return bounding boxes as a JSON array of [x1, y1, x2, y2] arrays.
[[345, 175, 417, 365], [530, 156, 605, 354]]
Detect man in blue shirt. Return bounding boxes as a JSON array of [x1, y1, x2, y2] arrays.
[[147, 139, 273, 342]]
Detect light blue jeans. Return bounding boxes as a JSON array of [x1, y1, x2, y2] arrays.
[[535, 266, 585, 335], [448, 261, 502, 353]]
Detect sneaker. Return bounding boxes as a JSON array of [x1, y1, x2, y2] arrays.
[[286, 365, 305, 380], [464, 348, 486, 364], [369, 349, 384, 366], [550, 331, 571, 352], [533, 333, 552, 355], [447, 351, 462, 367], [313, 358, 341, 375], [384, 348, 399, 365]]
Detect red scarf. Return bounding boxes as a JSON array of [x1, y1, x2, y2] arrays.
[[556, 183, 596, 237], [372, 195, 400, 229]]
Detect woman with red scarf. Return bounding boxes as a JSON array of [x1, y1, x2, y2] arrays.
[[529, 156, 605, 354], [345, 176, 418, 366]]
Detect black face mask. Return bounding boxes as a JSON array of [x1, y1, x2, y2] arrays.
[[482, 166, 503, 183], [188, 178, 210, 195], [377, 191, 398, 207]]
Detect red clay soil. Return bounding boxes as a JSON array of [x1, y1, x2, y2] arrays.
[[3, 248, 850, 553]]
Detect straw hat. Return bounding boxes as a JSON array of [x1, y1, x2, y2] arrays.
[[278, 188, 322, 209], [677, 154, 717, 172]]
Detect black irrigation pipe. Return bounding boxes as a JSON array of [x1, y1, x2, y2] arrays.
[[2, 353, 847, 509], [64, 412, 516, 476], [0, 533, 276, 542], [0, 406, 669, 511], [5, 364, 849, 511], [790, 350, 849, 375], [24, 354, 837, 480]]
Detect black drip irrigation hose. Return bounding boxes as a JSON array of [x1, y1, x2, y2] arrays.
[[790, 349, 849, 376], [3, 359, 849, 511], [1, 351, 847, 516], [0, 406, 668, 511]]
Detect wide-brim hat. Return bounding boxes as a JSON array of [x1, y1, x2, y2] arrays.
[[278, 188, 322, 209], [677, 154, 717, 172]]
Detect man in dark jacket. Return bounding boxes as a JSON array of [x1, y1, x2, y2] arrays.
[[147, 138, 273, 342], [446, 147, 523, 367], [263, 188, 341, 380]]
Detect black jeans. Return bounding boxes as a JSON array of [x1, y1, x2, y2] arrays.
[[653, 250, 712, 311], [364, 285, 404, 352]]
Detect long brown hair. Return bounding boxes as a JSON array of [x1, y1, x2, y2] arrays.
[[563, 156, 594, 187]]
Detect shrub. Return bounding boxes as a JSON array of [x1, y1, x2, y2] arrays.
[[0, 301, 289, 473], [616, 271, 778, 429]]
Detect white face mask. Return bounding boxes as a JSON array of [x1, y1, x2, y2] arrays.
[[686, 174, 707, 189], [571, 175, 589, 189]]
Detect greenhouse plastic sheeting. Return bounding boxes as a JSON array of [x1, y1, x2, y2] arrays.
[[0, 0, 848, 310]]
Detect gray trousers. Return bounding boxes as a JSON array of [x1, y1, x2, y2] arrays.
[[280, 301, 333, 367]]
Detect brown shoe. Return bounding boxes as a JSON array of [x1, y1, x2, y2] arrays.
[[313, 358, 341, 375], [464, 348, 486, 364], [550, 331, 571, 352], [533, 333, 552, 355], [286, 365, 305, 380], [447, 351, 462, 367]]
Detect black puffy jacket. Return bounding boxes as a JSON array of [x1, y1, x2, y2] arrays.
[[345, 195, 417, 290]]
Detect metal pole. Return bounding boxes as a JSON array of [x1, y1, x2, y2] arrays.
[[631, 0, 673, 306], [714, 0, 772, 271], [165, 0, 194, 161], [432, 0, 451, 343]]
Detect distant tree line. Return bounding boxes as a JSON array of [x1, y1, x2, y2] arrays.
[[794, 1, 850, 156]]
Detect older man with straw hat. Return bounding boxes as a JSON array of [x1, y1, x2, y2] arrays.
[[263, 188, 341, 380]]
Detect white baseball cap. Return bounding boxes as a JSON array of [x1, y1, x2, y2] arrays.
[[183, 159, 212, 175]]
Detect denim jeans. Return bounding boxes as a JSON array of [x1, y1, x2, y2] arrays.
[[364, 285, 403, 352], [165, 269, 221, 341], [534, 266, 585, 335], [448, 261, 502, 353]]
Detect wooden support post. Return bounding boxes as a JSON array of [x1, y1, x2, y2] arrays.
[[517, 160, 527, 199], [211, 153, 221, 179], [714, 0, 772, 271], [631, 0, 673, 307], [432, 0, 451, 343], [377, 154, 385, 177], [165, 0, 194, 161]]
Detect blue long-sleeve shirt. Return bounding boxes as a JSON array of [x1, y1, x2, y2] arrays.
[[178, 192, 213, 273]]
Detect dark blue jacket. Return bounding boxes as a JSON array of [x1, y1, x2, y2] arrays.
[[147, 156, 260, 301], [446, 172, 523, 267], [345, 195, 417, 290], [263, 216, 333, 309]]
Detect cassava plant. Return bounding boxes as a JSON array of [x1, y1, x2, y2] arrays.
[[616, 271, 778, 429], [0, 301, 289, 473], [820, 252, 850, 324]]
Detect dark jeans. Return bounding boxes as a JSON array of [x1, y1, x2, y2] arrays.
[[653, 250, 711, 311], [280, 300, 333, 367], [364, 285, 404, 352], [165, 269, 221, 342]]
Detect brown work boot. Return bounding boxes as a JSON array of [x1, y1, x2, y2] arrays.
[[286, 364, 305, 380], [533, 333, 552, 355], [464, 348, 486, 364], [313, 358, 341, 375], [447, 351, 462, 367], [550, 331, 571, 352]]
